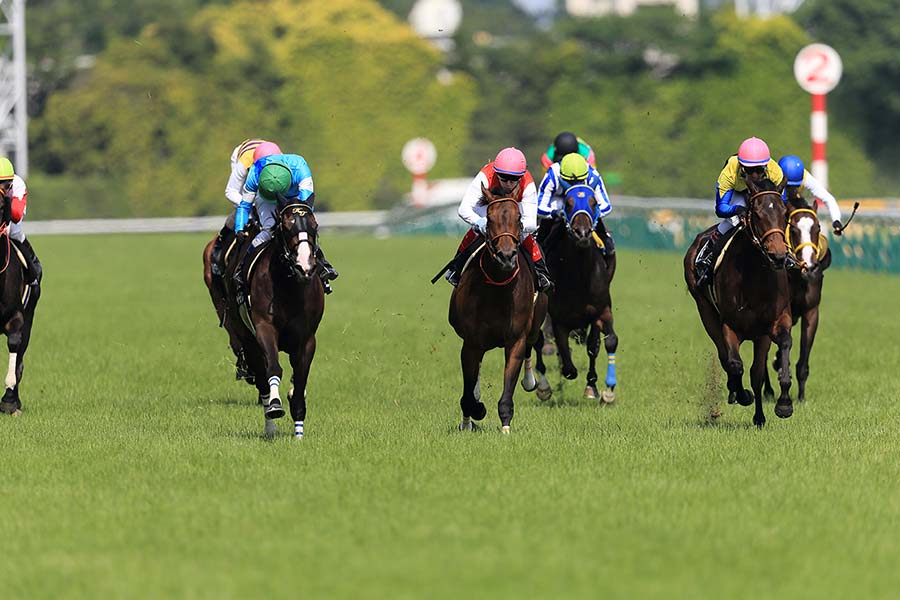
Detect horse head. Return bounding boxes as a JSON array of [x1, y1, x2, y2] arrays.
[[785, 196, 826, 277], [276, 195, 318, 282], [563, 184, 598, 248], [482, 183, 522, 272], [744, 176, 790, 269]]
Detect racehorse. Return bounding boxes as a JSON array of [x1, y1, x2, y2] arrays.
[[683, 176, 794, 427], [202, 198, 325, 438], [533, 184, 618, 403], [0, 213, 39, 416], [448, 184, 548, 433], [762, 194, 831, 403]]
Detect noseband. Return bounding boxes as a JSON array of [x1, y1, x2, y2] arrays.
[[743, 190, 788, 265]]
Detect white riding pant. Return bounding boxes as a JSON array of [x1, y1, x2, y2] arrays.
[[716, 191, 748, 235], [9, 221, 24, 243]]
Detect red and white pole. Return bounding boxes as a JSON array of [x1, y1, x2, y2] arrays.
[[810, 93, 828, 190]]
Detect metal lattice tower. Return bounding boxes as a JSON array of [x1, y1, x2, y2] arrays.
[[0, 0, 26, 177]]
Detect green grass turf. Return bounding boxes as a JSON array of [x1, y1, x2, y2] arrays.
[[0, 233, 897, 598]]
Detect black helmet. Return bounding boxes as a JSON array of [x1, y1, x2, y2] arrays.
[[553, 132, 579, 157]]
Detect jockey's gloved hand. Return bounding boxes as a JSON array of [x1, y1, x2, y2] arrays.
[[553, 209, 565, 220], [832, 220, 843, 236], [734, 205, 748, 217], [475, 217, 487, 234]]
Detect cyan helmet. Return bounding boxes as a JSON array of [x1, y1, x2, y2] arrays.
[[258, 163, 292, 201], [777, 155, 806, 186], [560, 153, 589, 182]]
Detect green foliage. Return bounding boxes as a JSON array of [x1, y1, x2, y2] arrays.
[[31, 0, 477, 215]]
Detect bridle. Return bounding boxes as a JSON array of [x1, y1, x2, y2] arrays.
[[742, 190, 790, 267], [277, 202, 316, 278], [480, 197, 522, 286]]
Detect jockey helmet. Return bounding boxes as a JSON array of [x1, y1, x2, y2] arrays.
[[258, 163, 292, 200], [777, 155, 806, 186], [493, 147, 527, 177], [0, 157, 14, 181], [737, 137, 770, 167], [560, 153, 589, 182], [253, 141, 282, 162], [553, 132, 579, 157]]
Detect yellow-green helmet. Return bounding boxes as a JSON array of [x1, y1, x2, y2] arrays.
[[0, 157, 15, 181], [559, 153, 588, 182]]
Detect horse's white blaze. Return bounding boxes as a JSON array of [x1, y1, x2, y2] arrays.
[[797, 216, 815, 267], [296, 232, 313, 273], [5, 353, 16, 389]]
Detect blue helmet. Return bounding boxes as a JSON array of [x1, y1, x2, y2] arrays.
[[778, 155, 806, 186]]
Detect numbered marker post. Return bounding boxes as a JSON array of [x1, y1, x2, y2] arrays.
[[402, 138, 437, 207], [794, 44, 842, 190]]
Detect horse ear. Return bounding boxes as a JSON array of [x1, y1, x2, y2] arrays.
[[481, 183, 493, 203], [776, 177, 787, 194]]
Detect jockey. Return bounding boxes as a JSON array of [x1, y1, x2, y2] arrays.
[[233, 153, 339, 301], [778, 155, 844, 236], [536, 153, 614, 257], [444, 147, 553, 292], [540, 131, 596, 171], [210, 139, 282, 277], [694, 137, 785, 286], [0, 158, 41, 288]]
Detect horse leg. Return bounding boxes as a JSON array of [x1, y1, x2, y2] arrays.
[[459, 342, 485, 430], [532, 330, 552, 401], [750, 337, 771, 428], [553, 320, 577, 380], [773, 326, 794, 419], [1, 313, 25, 415], [288, 335, 316, 440], [585, 322, 600, 400], [762, 344, 776, 401], [720, 325, 751, 407], [521, 345, 538, 393], [498, 338, 527, 432], [796, 307, 819, 403], [254, 323, 285, 424], [600, 308, 618, 404]]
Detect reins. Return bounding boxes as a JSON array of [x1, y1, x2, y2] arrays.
[[0, 224, 9, 275], [480, 197, 523, 286], [743, 191, 789, 264]]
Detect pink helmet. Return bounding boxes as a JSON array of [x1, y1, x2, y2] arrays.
[[253, 141, 282, 162], [737, 137, 770, 167], [493, 147, 527, 176]]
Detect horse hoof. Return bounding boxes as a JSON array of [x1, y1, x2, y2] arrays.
[[541, 342, 556, 356], [471, 402, 487, 421], [753, 416, 766, 428], [264, 399, 285, 420], [521, 373, 537, 392], [562, 367, 578, 380], [501, 425, 511, 434], [0, 401, 19, 415], [536, 382, 552, 401], [774, 403, 794, 419], [584, 384, 598, 400], [601, 389, 616, 404], [264, 419, 278, 437], [737, 389, 754, 407], [459, 419, 477, 432]]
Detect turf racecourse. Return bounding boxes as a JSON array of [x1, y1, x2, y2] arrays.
[[1, 233, 897, 598]]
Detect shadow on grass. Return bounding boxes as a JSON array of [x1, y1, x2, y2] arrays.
[[690, 418, 756, 431]]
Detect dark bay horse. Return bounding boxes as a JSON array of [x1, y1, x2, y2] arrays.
[[534, 184, 618, 403], [0, 221, 39, 416], [684, 177, 794, 427], [763, 195, 831, 402], [203, 200, 325, 438], [448, 185, 548, 433]]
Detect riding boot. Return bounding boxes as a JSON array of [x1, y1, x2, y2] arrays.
[[445, 237, 483, 287], [695, 229, 729, 287], [210, 226, 233, 277], [533, 256, 555, 293], [234, 242, 265, 305], [14, 238, 42, 287], [593, 218, 615, 256], [314, 246, 338, 295]]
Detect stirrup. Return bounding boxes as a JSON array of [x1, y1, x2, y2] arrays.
[[445, 269, 460, 287]]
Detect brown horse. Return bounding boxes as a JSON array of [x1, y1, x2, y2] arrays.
[[684, 177, 794, 427], [762, 195, 831, 403], [448, 185, 548, 433], [203, 200, 325, 438], [533, 184, 618, 403], [0, 221, 39, 416]]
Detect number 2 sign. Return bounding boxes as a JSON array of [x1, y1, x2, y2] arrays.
[[794, 44, 843, 95]]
